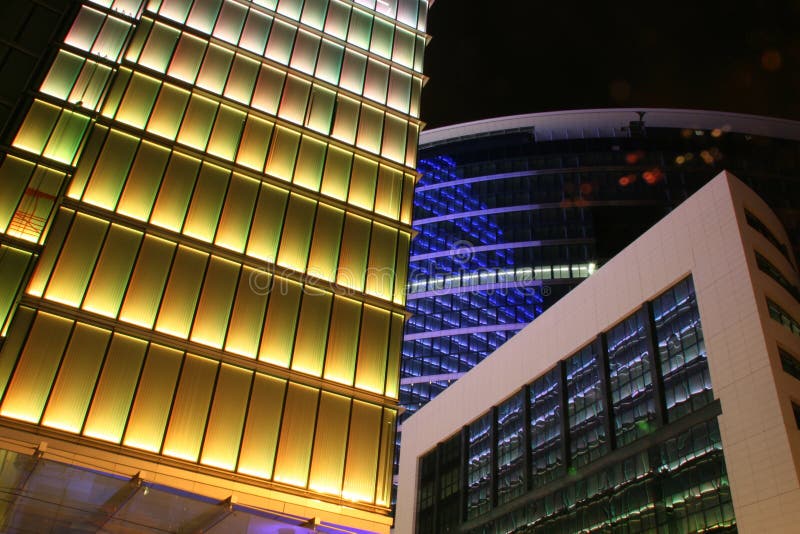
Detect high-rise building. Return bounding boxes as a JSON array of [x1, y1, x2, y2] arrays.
[[401, 109, 800, 423], [0, 0, 427, 530], [396, 171, 800, 533]]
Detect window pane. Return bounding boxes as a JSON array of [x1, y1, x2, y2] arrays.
[[200, 363, 252, 470], [355, 304, 390, 394], [277, 194, 316, 272], [246, 183, 288, 263], [83, 224, 142, 318], [337, 213, 370, 291], [236, 115, 273, 171], [307, 203, 344, 282], [342, 400, 381, 503], [167, 32, 206, 84], [207, 105, 246, 161], [265, 126, 300, 181], [149, 152, 201, 232], [308, 392, 350, 496], [273, 383, 318, 488], [191, 256, 239, 349], [294, 136, 327, 191], [292, 288, 332, 377], [237, 373, 286, 479], [83, 129, 139, 210], [225, 267, 270, 358], [118, 235, 176, 329], [320, 145, 352, 201], [155, 246, 208, 339], [365, 222, 397, 300], [176, 93, 218, 151], [324, 296, 361, 386], [349, 155, 377, 211], [259, 278, 302, 367], [215, 173, 259, 252], [183, 162, 230, 242], [196, 44, 233, 93]]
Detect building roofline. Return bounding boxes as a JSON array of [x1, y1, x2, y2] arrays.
[[419, 108, 800, 146]]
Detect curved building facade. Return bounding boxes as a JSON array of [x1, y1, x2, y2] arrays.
[[401, 109, 800, 422]]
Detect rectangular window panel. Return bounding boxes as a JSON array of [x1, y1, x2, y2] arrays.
[[215, 173, 258, 252], [167, 33, 206, 84], [225, 267, 270, 358], [251, 64, 285, 115], [337, 213, 370, 291], [239, 10, 271, 55], [155, 246, 208, 339], [41, 323, 110, 433], [354, 304, 390, 394], [116, 140, 170, 221], [340, 49, 366, 95], [200, 363, 252, 470], [264, 19, 296, 65], [320, 145, 353, 201], [382, 113, 407, 163], [0, 157, 34, 234], [224, 55, 259, 104], [82, 224, 142, 318], [83, 333, 147, 443], [26, 208, 73, 298], [342, 400, 381, 503], [0, 312, 73, 423], [466, 413, 492, 519], [331, 94, 359, 144], [496, 392, 525, 505], [363, 60, 389, 104], [44, 213, 108, 308], [176, 93, 218, 152], [374, 408, 396, 506], [410, 76, 422, 116], [301, 0, 328, 29], [246, 183, 288, 263], [0, 307, 35, 392], [273, 383, 319, 488], [306, 86, 336, 135], [259, 278, 302, 367], [206, 105, 246, 161], [92, 15, 131, 61], [347, 7, 372, 49], [237, 373, 286, 479], [392, 27, 414, 68], [357, 104, 383, 155], [316, 40, 343, 84], [400, 172, 415, 224], [277, 194, 316, 272], [212, 0, 247, 44], [6, 165, 65, 244], [365, 222, 397, 300], [294, 136, 326, 191], [182, 162, 230, 242], [349, 155, 377, 211], [307, 204, 344, 282], [190, 256, 239, 349], [236, 115, 274, 171], [162, 354, 218, 462], [386, 68, 410, 113], [160, 0, 192, 22], [265, 126, 300, 181], [115, 74, 160, 129], [65, 7, 104, 54], [374, 165, 402, 219], [147, 84, 190, 140], [13, 100, 60, 156], [324, 0, 350, 40], [83, 129, 139, 210], [384, 313, 404, 398], [149, 152, 201, 232], [42, 109, 91, 165], [324, 296, 361, 386], [138, 22, 180, 73], [394, 231, 410, 305], [406, 121, 419, 166], [118, 235, 176, 329], [196, 44, 234, 94], [567, 344, 608, 468], [290, 30, 320, 74], [0, 246, 32, 336], [123, 344, 183, 453], [308, 391, 350, 496], [186, 0, 223, 33], [292, 288, 332, 377]]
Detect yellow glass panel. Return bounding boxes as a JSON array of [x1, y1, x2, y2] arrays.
[[41, 323, 110, 433], [370, 17, 394, 59], [292, 288, 332, 377], [273, 382, 318, 488], [155, 246, 208, 339], [414, 34, 425, 71], [307, 204, 343, 282], [147, 84, 190, 140], [410, 76, 422, 117], [381, 113, 407, 163], [331, 94, 359, 144], [83, 129, 139, 210], [100, 67, 131, 119], [206, 106, 246, 161], [123, 16, 151, 64], [123, 343, 183, 453], [290, 30, 320, 75], [191, 256, 239, 349], [324, 0, 350, 40], [0, 156, 34, 233], [0, 312, 73, 423], [138, 21, 180, 72], [300, 0, 327, 29], [40, 50, 82, 101], [365, 223, 397, 300], [276, 194, 315, 272], [259, 277, 302, 367], [44, 213, 108, 308], [224, 55, 259, 104], [215, 173, 258, 253], [92, 15, 131, 61], [212, 0, 246, 44], [320, 145, 352, 201], [116, 140, 170, 221], [349, 155, 377, 211], [385, 313, 404, 399], [337, 213, 370, 291], [225, 267, 269, 358], [315, 40, 344, 85], [246, 183, 288, 263], [186, 0, 223, 32], [82, 224, 142, 318], [0, 307, 35, 393], [340, 49, 366, 95], [400, 173, 415, 224], [406, 122, 419, 166], [265, 126, 300, 181], [323, 296, 361, 386], [237, 373, 285, 478], [0, 246, 32, 336], [264, 19, 296, 65], [392, 27, 414, 68], [42, 109, 90, 165], [183, 162, 230, 242], [347, 7, 372, 50], [118, 235, 175, 329], [149, 151, 200, 232], [160, 0, 192, 22], [236, 116, 273, 172], [67, 124, 105, 200], [277, 0, 302, 19], [176, 93, 217, 151], [64, 6, 104, 51], [200, 363, 252, 470], [5, 165, 65, 244], [162, 354, 218, 462], [294, 136, 326, 192], [82, 333, 147, 443], [375, 408, 396, 506], [12, 100, 59, 156], [387, 68, 411, 114], [363, 60, 389, 105], [278, 75, 310, 126], [308, 392, 350, 496], [26, 208, 73, 298], [240, 9, 272, 55], [167, 32, 206, 84], [394, 231, 410, 305], [306, 86, 336, 135], [354, 305, 390, 394], [357, 104, 383, 155], [116, 73, 160, 129], [374, 165, 403, 220], [251, 64, 285, 115], [342, 400, 381, 503], [196, 44, 233, 94]]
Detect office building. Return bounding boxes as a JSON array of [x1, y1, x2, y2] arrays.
[[0, 0, 427, 531], [402, 109, 800, 422], [397, 171, 800, 533]]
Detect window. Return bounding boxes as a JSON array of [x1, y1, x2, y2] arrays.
[[793, 402, 800, 430], [767, 299, 800, 336], [781, 348, 800, 382]]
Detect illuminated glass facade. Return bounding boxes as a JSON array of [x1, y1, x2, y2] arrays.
[[0, 0, 427, 529], [416, 276, 736, 533], [401, 111, 800, 422]]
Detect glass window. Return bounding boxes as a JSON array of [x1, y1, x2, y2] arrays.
[[237, 373, 285, 479], [273, 383, 319, 488]]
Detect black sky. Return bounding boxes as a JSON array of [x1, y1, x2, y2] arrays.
[[420, 1, 800, 129]]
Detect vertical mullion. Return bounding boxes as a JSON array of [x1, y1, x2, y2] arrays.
[[642, 302, 667, 427], [595, 334, 616, 451]]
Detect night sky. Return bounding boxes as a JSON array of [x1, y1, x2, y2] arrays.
[[420, 1, 800, 129]]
